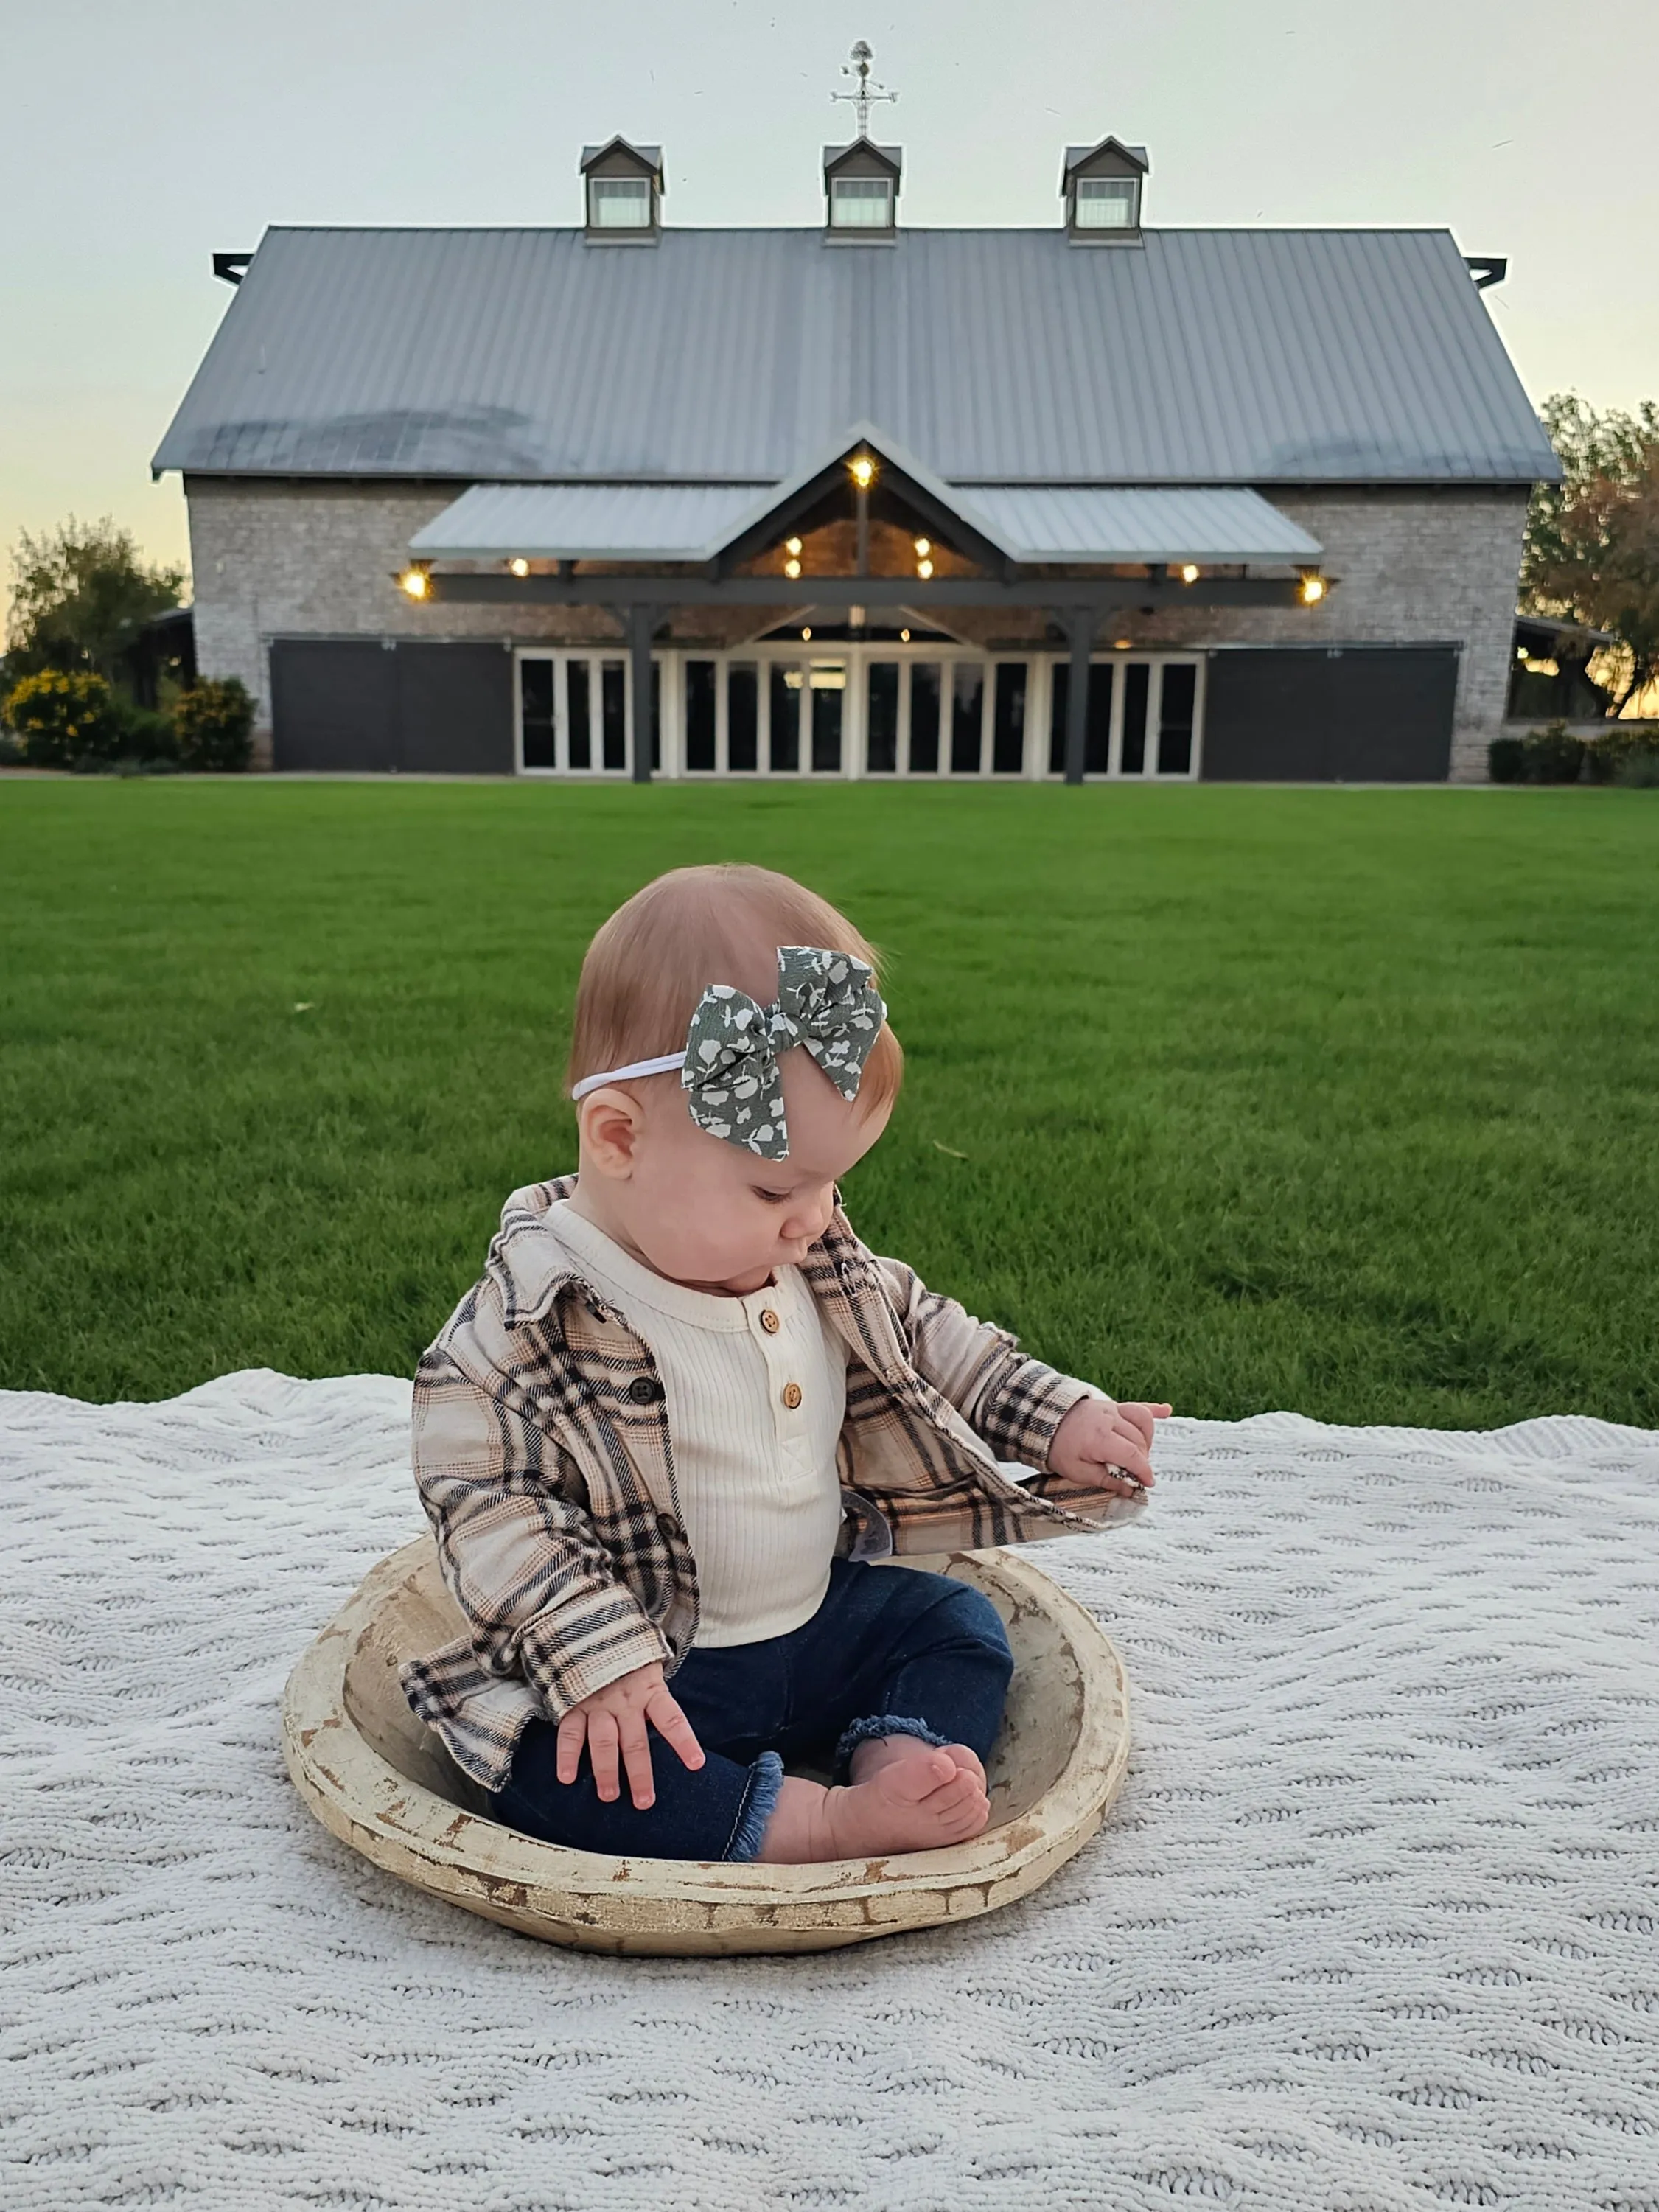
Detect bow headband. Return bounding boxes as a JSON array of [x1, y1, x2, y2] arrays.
[[570, 944, 887, 1160]]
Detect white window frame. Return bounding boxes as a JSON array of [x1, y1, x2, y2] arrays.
[[1073, 176, 1140, 230], [587, 177, 652, 229], [515, 643, 1203, 781], [829, 176, 894, 229]]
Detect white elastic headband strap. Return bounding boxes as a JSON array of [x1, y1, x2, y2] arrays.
[[570, 1051, 687, 1102]]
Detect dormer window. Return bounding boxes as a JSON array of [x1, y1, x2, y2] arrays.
[[589, 177, 652, 229], [831, 175, 893, 229], [580, 137, 664, 244], [1074, 176, 1139, 231], [1061, 135, 1149, 245], [822, 139, 901, 241]]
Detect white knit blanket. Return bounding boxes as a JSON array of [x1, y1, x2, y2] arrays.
[[4, 1373, 1657, 2211]]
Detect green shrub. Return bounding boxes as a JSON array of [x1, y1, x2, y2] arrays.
[[1613, 748, 1659, 789], [173, 677, 254, 772], [1520, 720, 1585, 784], [1585, 725, 1659, 784], [1487, 736, 1525, 784], [1, 669, 123, 768], [117, 703, 178, 764], [0, 728, 24, 767]]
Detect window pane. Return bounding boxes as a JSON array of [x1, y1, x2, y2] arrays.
[[1086, 661, 1114, 775], [1157, 663, 1197, 775], [1075, 178, 1137, 229], [769, 664, 801, 772], [810, 663, 844, 772], [831, 177, 891, 228], [1048, 660, 1068, 774], [1121, 663, 1150, 775], [992, 663, 1027, 774], [567, 659, 591, 770], [590, 178, 651, 228], [909, 661, 941, 773], [685, 660, 716, 772], [951, 663, 984, 774], [520, 660, 556, 769], [866, 661, 899, 772], [728, 663, 758, 772], [601, 660, 626, 770]]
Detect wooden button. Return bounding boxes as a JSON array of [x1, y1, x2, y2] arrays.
[[759, 1308, 780, 1334], [781, 1381, 803, 1410]]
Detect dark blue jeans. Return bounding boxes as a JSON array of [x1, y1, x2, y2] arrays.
[[487, 1557, 1014, 1863]]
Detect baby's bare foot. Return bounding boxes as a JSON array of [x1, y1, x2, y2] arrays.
[[757, 1740, 991, 1863]]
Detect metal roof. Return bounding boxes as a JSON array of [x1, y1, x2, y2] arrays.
[[964, 486, 1321, 563], [411, 475, 1322, 567], [411, 481, 763, 559], [153, 223, 1558, 486]]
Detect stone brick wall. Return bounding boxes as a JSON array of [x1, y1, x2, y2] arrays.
[[187, 477, 1528, 781]]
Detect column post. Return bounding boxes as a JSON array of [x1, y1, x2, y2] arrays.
[[625, 604, 654, 784], [1061, 606, 1094, 786]]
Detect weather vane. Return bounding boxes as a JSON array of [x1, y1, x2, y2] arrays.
[[831, 41, 898, 139]]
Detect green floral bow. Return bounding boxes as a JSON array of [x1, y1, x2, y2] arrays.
[[681, 945, 887, 1159]]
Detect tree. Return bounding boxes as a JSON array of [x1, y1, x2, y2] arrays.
[[1523, 395, 1659, 716], [2, 517, 186, 691]]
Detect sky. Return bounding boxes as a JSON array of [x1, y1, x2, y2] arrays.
[[1, 0, 1655, 624]]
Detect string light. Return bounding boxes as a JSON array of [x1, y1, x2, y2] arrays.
[[913, 537, 931, 557], [399, 568, 430, 600], [899, 628, 911, 642], [916, 558, 934, 579], [786, 537, 803, 556], [508, 557, 530, 578], [1179, 562, 1200, 585], [1113, 638, 1133, 651], [801, 627, 812, 640], [784, 557, 803, 579]]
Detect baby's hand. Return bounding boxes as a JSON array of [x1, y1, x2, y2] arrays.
[[556, 1661, 705, 1810], [1047, 1396, 1170, 1498]]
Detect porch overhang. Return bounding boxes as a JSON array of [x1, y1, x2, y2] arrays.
[[422, 571, 1312, 610]]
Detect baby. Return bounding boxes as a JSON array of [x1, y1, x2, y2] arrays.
[[400, 863, 1166, 1864]]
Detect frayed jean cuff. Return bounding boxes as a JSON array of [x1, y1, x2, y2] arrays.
[[723, 1751, 784, 1863], [832, 1712, 951, 1784]]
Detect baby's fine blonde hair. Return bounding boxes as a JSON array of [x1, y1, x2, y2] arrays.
[[567, 864, 903, 1115]]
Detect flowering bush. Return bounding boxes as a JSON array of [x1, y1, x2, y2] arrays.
[[1, 669, 123, 767], [173, 677, 254, 772]]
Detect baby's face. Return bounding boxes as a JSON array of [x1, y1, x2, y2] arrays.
[[590, 1049, 890, 1294]]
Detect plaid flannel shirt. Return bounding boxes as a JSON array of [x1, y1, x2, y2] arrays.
[[400, 1175, 1145, 1790]]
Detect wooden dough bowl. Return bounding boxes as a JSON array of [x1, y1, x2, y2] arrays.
[[282, 1538, 1131, 1957]]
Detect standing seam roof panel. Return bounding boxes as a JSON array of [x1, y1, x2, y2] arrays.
[[153, 226, 1560, 484]]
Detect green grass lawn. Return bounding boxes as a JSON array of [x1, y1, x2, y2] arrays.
[[2, 777, 1656, 1426]]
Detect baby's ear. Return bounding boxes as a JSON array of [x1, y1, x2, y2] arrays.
[[576, 1087, 646, 1177]]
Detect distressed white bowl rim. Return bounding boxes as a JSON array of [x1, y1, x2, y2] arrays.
[[282, 1538, 1131, 1956]]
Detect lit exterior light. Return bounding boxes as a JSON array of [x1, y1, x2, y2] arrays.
[[848, 455, 876, 490], [913, 537, 931, 557], [1300, 573, 1327, 605], [899, 628, 911, 642], [916, 558, 934, 580], [801, 627, 812, 641], [1179, 562, 1200, 585], [784, 557, 803, 579], [399, 568, 430, 600], [1113, 638, 1133, 651], [786, 537, 803, 556], [508, 557, 530, 578]]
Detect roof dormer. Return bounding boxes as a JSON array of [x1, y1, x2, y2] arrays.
[[580, 137, 664, 243], [1061, 136, 1149, 245], [822, 139, 901, 242]]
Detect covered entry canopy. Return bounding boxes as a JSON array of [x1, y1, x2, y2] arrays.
[[411, 472, 1321, 569]]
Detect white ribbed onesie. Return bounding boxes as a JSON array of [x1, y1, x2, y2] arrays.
[[546, 1202, 848, 1647]]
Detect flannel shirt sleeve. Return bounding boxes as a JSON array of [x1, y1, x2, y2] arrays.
[[411, 1339, 670, 1720], [870, 1252, 1108, 1470]]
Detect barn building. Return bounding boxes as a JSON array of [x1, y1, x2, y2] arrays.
[[153, 122, 1557, 785]]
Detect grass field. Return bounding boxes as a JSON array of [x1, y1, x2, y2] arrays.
[[1, 777, 1656, 1426]]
